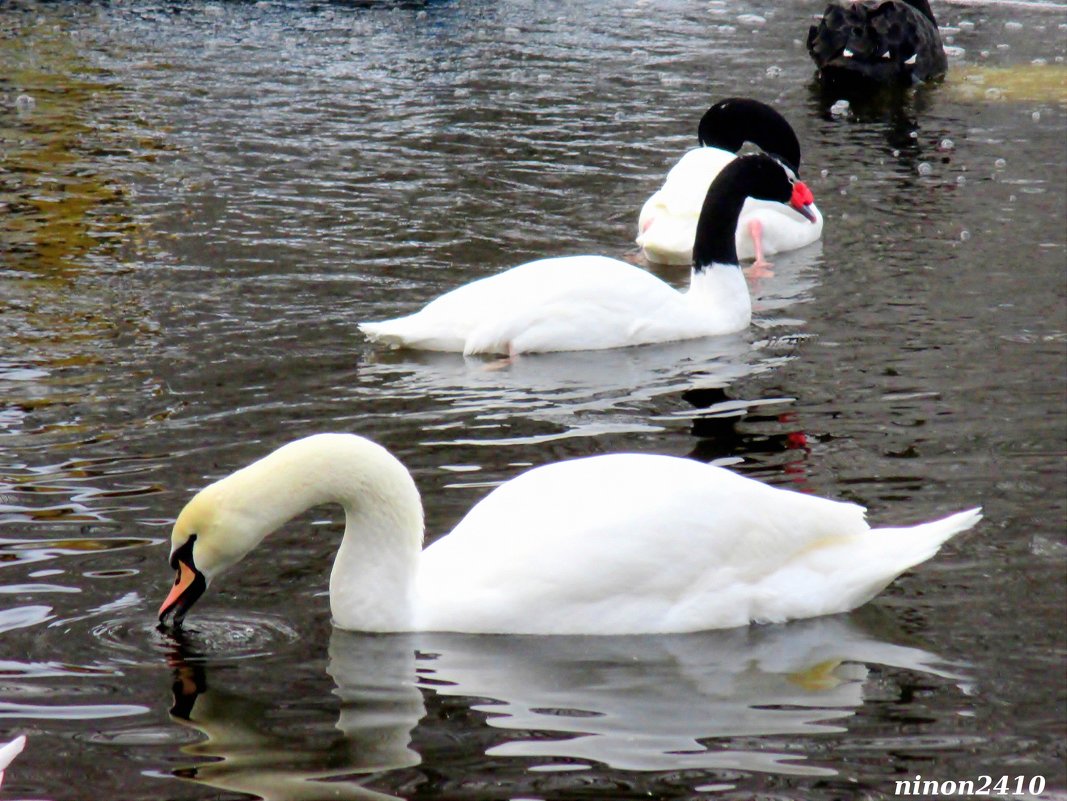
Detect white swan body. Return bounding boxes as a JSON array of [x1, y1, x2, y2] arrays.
[[360, 255, 751, 356], [637, 147, 825, 266], [360, 153, 817, 356], [159, 434, 982, 635]]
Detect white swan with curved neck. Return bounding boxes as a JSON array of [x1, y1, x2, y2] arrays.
[[159, 434, 982, 635]]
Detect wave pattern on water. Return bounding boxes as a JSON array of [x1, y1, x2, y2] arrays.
[[0, 1, 1063, 799]]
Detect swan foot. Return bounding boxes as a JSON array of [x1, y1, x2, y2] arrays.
[[745, 219, 774, 277], [788, 659, 845, 691], [745, 261, 775, 279], [482, 342, 518, 370]]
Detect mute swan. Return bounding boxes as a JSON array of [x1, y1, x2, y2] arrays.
[[636, 98, 824, 268], [0, 735, 25, 789], [359, 153, 817, 356], [807, 1, 947, 87], [158, 433, 982, 635]]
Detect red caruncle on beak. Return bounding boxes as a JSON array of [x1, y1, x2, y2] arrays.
[[790, 181, 817, 223]]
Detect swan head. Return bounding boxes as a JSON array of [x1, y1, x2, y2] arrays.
[[733, 154, 818, 223], [157, 433, 426, 629], [692, 153, 818, 269], [158, 481, 247, 627]]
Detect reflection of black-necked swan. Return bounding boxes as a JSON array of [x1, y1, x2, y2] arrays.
[[158, 433, 980, 634], [360, 154, 817, 356]]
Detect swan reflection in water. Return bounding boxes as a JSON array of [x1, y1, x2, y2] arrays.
[[163, 609, 967, 799]]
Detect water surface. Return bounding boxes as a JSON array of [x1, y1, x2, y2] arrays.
[[1, 1, 1065, 799]]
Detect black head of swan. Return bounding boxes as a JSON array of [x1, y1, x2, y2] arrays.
[[697, 97, 804, 173]]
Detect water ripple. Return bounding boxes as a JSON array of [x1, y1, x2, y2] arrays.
[[92, 612, 303, 664]]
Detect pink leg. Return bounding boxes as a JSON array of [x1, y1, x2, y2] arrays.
[[744, 219, 774, 278]]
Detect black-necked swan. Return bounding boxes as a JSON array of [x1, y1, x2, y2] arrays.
[[807, 0, 948, 87], [637, 98, 824, 269], [158, 433, 982, 635], [360, 153, 817, 357]]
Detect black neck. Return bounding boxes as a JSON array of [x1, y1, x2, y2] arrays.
[[698, 98, 802, 173], [692, 185, 747, 271]]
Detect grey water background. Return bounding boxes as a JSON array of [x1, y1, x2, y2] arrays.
[[1, 0, 1065, 798]]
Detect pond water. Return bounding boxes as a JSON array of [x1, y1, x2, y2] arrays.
[[1, 0, 1065, 798]]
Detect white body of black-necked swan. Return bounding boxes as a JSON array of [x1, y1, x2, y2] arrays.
[[158, 433, 982, 635], [360, 153, 817, 356], [637, 98, 824, 268], [807, 0, 948, 87]]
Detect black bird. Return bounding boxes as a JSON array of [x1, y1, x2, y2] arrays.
[[807, 0, 947, 87]]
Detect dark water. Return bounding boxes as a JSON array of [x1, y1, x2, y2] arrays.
[[2, 1, 1065, 798]]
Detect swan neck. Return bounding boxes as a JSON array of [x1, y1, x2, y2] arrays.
[[905, 0, 938, 24], [686, 264, 751, 330], [692, 190, 745, 270], [217, 434, 424, 631], [698, 99, 801, 172]]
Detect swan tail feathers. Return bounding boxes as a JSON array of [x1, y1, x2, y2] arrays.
[[360, 318, 465, 353], [754, 507, 981, 624], [359, 320, 402, 345], [0, 734, 26, 773], [871, 506, 982, 572], [828, 506, 982, 614]]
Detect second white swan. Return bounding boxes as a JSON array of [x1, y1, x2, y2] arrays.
[[360, 153, 817, 356]]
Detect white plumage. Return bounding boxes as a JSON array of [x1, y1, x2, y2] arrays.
[[0, 735, 25, 789], [359, 255, 751, 356], [360, 153, 816, 356], [160, 434, 981, 636], [637, 146, 824, 266]]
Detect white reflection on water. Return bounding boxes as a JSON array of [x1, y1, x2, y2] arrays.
[[163, 611, 968, 798], [413, 613, 967, 776]]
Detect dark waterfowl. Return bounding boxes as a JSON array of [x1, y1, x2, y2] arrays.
[[807, 0, 948, 87]]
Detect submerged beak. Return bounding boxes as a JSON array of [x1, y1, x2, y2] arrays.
[[158, 559, 206, 628], [790, 180, 818, 223]]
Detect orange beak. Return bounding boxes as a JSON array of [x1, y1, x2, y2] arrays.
[[158, 559, 204, 627], [790, 180, 818, 223]]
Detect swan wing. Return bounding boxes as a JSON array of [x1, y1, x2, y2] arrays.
[[414, 454, 875, 634], [362, 256, 686, 355], [658, 147, 737, 211]]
